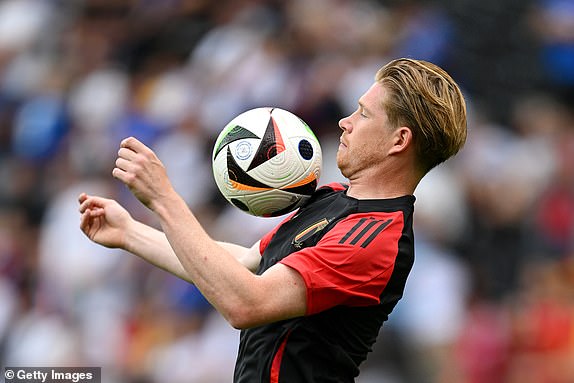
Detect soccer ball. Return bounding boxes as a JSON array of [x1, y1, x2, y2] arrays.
[[212, 107, 322, 217]]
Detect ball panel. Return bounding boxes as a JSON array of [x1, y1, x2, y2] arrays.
[[298, 139, 314, 160], [246, 111, 286, 171], [230, 198, 250, 212], [225, 146, 273, 190], [247, 150, 304, 188], [212, 125, 260, 160], [225, 138, 259, 170], [281, 172, 318, 196], [237, 188, 309, 217]]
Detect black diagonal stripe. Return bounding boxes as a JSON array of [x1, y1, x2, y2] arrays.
[[226, 147, 272, 189], [339, 218, 368, 244], [247, 115, 277, 171], [283, 177, 317, 196], [213, 125, 259, 160], [350, 219, 379, 245], [360, 219, 393, 248]]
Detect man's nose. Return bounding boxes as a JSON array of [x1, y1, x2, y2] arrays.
[[339, 115, 351, 132]]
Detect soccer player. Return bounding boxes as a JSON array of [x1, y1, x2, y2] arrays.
[[78, 58, 467, 382]]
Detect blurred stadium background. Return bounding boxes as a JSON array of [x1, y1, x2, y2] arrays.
[[0, 0, 573, 382]]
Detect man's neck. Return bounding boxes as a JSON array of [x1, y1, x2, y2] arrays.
[[345, 169, 419, 200]]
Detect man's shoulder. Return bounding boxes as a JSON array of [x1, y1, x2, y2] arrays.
[[311, 182, 349, 200], [317, 182, 348, 193], [298, 182, 348, 210]]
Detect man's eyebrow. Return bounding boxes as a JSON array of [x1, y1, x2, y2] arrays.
[[358, 101, 371, 114]]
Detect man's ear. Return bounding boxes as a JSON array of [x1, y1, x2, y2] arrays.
[[388, 127, 413, 155]]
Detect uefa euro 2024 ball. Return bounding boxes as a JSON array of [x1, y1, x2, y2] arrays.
[[212, 107, 322, 217]]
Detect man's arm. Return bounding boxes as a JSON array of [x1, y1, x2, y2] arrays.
[[111, 137, 308, 329], [79, 194, 262, 282], [125, 220, 263, 278]]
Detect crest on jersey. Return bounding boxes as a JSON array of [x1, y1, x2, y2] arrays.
[[292, 218, 331, 248]]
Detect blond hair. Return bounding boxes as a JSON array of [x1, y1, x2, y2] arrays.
[[376, 58, 467, 174]]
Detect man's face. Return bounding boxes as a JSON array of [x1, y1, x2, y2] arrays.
[[337, 82, 395, 179]]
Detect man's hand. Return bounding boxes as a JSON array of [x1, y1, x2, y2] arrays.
[[78, 193, 133, 249], [112, 137, 176, 211]]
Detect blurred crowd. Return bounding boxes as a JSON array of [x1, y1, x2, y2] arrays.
[[0, 0, 573, 382]]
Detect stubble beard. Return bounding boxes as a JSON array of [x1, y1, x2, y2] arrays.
[[336, 149, 354, 179]]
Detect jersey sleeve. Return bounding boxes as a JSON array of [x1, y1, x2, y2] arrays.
[[280, 211, 406, 315]]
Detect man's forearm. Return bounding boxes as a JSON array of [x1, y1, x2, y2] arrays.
[[123, 221, 259, 282], [124, 220, 192, 282]]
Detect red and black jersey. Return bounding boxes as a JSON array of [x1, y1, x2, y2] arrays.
[[234, 183, 415, 383]]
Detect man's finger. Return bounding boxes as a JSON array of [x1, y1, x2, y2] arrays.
[[117, 147, 137, 160], [79, 199, 99, 214], [120, 136, 150, 154], [112, 167, 130, 183], [80, 209, 91, 232], [79, 196, 94, 213], [79, 195, 110, 213], [115, 157, 131, 172]]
